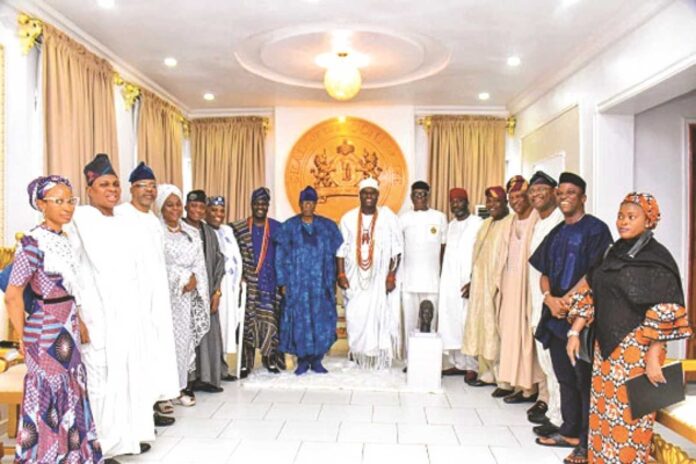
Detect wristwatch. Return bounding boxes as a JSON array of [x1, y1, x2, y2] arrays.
[[567, 329, 580, 338]]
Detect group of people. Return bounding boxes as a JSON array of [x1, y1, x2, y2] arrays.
[[2, 151, 692, 464]]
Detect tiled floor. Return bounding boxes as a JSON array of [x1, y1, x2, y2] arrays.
[[2, 367, 694, 463], [113, 371, 574, 464]]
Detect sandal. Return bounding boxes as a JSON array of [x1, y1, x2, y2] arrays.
[[535, 432, 578, 448], [563, 445, 588, 464], [173, 393, 196, 407], [154, 400, 174, 415]]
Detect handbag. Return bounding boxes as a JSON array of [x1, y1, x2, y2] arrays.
[[577, 324, 595, 364]]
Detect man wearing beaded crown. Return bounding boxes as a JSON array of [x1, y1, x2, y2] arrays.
[[336, 177, 403, 369]]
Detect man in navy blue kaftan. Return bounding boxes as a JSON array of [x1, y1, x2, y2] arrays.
[[276, 186, 343, 375]]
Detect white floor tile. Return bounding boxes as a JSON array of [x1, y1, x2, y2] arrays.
[[397, 424, 459, 445], [265, 403, 321, 421], [363, 444, 429, 464], [453, 425, 519, 447], [446, 391, 500, 408], [118, 437, 182, 462], [351, 391, 400, 406], [338, 422, 397, 444], [277, 420, 340, 442], [399, 392, 450, 407], [218, 419, 285, 440], [318, 404, 372, 422], [301, 389, 352, 405], [425, 407, 482, 425], [157, 417, 231, 438], [254, 389, 306, 404], [171, 400, 223, 418], [160, 437, 239, 464], [491, 445, 563, 463], [373, 405, 427, 424], [428, 444, 497, 464], [294, 442, 363, 464], [476, 407, 532, 426], [509, 424, 543, 447], [212, 402, 271, 420], [229, 439, 301, 464]]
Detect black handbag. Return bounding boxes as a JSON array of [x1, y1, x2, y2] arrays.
[[576, 324, 595, 364]]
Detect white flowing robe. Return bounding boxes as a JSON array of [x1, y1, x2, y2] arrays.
[[337, 206, 403, 369], [115, 202, 180, 402], [67, 205, 153, 457], [437, 215, 483, 350], [214, 224, 245, 353]]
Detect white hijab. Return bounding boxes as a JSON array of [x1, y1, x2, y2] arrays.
[[155, 184, 183, 218]]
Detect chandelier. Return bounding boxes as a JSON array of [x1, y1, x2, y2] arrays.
[[323, 52, 362, 101]]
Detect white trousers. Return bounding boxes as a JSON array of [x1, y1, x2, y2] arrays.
[[535, 338, 562, 425], [445, 350, 478, 371], [402, 292, 438, 358]]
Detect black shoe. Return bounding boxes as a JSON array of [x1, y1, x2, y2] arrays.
[[533, 421, 560, 437], [491, 387, 515, 398], [154, 412, 175, 427], [262, 355, 280, 374], [402, 366, 408, 373], [275, 352, 287, 370], [467, 378, 495, 387], [104, 459, 121, 464], [504, 391, 539, 404], [529, 411, 550, 424], [221, 374, 238, 382], [442, 367, 467, 376], [140, 442, 151, 454], [240, 367, 249, 379], [527, 400, 548, 417]]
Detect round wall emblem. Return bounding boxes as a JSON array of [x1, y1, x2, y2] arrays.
[[285, 117, 408, 222]]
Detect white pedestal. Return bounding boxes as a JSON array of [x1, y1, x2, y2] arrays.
[[406, 332, 443, 392]]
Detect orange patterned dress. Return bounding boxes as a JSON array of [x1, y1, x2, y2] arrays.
[[570, 290, 691, 464]]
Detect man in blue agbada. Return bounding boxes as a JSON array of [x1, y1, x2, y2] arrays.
[[276, 186, 343, 375]]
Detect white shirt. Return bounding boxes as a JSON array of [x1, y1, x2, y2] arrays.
[[529, 207, 565, 329], [399, 208, 448, 293]]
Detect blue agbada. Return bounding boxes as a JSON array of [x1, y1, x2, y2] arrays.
[[276, 215, 343, 358], [529, 214, 613, 347]]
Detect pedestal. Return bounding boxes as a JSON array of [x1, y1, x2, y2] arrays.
[[406, 332, 443, 391]]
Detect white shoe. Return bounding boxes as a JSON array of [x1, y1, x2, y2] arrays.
[[173, 394, 196, 407]]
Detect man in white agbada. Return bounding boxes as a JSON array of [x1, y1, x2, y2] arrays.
[[205, 195, 245, 378], [437, 188, 483, 380], [114, 162, 180, 425], [526, 171, 565, 435], [67, 154, 154, 458], [399, 180, 447, 359], [337, 177, 403, 369]]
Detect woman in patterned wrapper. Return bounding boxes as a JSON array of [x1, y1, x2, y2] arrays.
[[565, 192, 693, 464], [155, 184, 210, 407], [4, 176, 102, 463]]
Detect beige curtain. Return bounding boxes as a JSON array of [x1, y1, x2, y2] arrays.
[[42, 23, 119, 199], [191, 117, 265, 222], [137, 89, 183, 187], [427, 115, 506, 213]]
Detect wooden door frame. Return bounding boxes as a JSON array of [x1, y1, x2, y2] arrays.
[[687, 122, 696, 379]]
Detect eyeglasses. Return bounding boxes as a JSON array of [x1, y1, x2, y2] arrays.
[[412, 192, 428, 198], [134, 182, 157, 190], [43, 196, 80, 206]]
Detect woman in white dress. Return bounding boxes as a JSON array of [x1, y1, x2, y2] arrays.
[[156, 184, 210, 406]]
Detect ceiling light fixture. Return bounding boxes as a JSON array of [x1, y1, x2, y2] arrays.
[[97, 0, 115, 9], [203, 92, 215, 101], [164, 57, 177, 67], [478, 92, 490, 101], [507, 56, 521, 67], [323, 52, 362, 101]]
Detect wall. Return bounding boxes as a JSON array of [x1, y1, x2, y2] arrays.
[[521, 105, 579, 178], [272, 106, 419, 221], [513, 0, 696, 227], [634, 90, 696, 277]]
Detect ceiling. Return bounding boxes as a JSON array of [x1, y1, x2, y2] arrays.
[[28, 0, 671, 112]]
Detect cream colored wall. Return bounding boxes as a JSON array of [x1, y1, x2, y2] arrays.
[[521, 106, 579, 178]]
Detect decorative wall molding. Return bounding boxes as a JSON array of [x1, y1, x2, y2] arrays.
[[414, 106, 509, 117], [507, 0, 673, 115], [188, 107, 274, 119]]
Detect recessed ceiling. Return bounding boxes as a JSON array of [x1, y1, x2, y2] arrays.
[[29, 0, 671, 111]]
